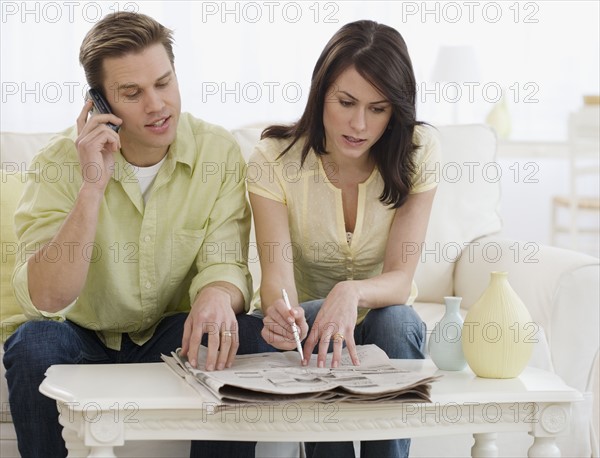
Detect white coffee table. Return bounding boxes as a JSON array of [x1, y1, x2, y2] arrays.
[[39, 359, 581, 458]]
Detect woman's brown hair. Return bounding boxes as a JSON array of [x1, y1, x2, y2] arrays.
[[263, 20, 423, 208]]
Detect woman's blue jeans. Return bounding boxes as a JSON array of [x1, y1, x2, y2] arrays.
[[300, 300, 426, 458], [3, 313, 272, 458]]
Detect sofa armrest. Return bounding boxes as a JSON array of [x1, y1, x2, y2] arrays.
[[453, 235, 599, 394]]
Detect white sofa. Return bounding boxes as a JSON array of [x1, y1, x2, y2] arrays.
[[1, 124, 598, 457]]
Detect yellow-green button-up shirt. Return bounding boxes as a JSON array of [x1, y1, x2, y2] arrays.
[[10, 113, 252, 349]]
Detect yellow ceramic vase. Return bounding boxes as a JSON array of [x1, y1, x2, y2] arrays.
[[461, 271, 534, 378]]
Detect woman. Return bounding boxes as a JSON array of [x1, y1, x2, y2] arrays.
[[247, 20, 440, 458]]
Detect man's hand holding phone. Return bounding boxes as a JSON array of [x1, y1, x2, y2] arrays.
[[87, 88, 120, 132], [75, 91, 122, 192]]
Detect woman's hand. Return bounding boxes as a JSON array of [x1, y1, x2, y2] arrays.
[[303, 281, 361, 368], [262, 298, 308, 351]]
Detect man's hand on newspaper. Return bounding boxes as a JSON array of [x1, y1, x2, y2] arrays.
[[181, 286, 240, 371]]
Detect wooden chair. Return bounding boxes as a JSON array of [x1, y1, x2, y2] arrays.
[[551, 106, 600, 255]]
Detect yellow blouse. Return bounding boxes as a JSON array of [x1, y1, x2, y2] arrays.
[[247, 125, 441, 322]]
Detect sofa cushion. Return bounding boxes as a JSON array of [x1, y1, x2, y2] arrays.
[[1, 169, 27, 423], [413, 124, 501, 302], [0, 132, 54, 171], [0, 170, 27, 343]]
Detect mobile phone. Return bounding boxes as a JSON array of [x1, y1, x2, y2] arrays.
[[87, 88, 120, 133]]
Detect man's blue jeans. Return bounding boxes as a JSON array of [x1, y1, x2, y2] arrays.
[[300, 300, 426, 458], [3, 313, 273, 458]]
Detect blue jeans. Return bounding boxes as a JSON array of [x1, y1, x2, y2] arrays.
[[3, 313, 273, 458], [300, 300, 426, 458]]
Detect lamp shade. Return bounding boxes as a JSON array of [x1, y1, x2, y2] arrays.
[[431, 46, 481, 83]]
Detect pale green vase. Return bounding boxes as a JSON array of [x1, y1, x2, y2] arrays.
[[428, 296, 467, 371]]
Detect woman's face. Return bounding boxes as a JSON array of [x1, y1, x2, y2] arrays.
[[322, 66, 392, 162]]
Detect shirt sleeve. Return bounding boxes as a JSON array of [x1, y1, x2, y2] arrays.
[[188, 139, 253, 310], [410, 125, 442, 194], [246, 139, 287, 204], [12, 137, 80, 320]]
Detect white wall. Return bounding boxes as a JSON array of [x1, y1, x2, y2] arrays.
[[1, 1, 599, 253], [1, 1, 599, 139]]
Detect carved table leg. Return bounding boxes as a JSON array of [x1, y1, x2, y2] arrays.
[[88, 446, 116, 457], [527, 436, 561, 458], [471, 432, 498, 458], [57, 402, 90, 457], [527, 403, 569, 458], [83, 412, 124, 458]]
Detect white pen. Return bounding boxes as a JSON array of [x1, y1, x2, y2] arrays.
[[281, 288, 304, 361]]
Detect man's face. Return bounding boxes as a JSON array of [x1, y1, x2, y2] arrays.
[[102, 43, 181, 165]]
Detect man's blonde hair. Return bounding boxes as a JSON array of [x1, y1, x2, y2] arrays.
[[79, 12, 174, 95]]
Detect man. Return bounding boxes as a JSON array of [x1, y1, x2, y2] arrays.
[[3, 12, 267, 457]]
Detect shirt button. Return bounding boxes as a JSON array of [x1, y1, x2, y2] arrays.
[[144, 235, 151, 242], [145, 281, 152, 289]]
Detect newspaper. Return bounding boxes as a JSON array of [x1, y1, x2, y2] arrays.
[[162, 344, 441, 405]]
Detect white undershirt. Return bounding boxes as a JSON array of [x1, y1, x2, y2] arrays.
[[133, 157, 166, 204]]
